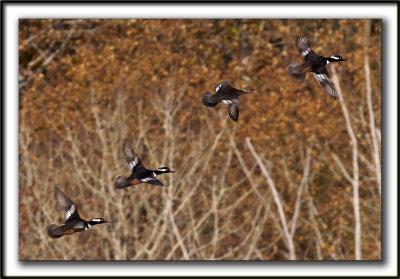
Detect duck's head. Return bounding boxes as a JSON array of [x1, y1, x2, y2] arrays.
[[328, 55, 347, 62], [88, 218, 110, 226], [155, 167, 175, 174]]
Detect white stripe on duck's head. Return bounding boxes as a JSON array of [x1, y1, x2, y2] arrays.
[[89, 218, 109, 225], [156, 167, 175, 173], [329, 55, 346, 62]]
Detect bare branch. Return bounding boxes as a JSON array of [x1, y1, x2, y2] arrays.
[[290, 146, 312, 237], [364, 55, 381, 196], [245, 137, 296, 260], [331, 65, 362, 260]]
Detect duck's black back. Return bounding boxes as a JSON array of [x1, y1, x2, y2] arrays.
[[215, 84, 242, 100], [306, 56, 328, 73], [129, 166, 153, 181], [63, 217, 86, 231]]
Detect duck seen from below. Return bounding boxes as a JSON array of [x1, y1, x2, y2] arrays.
[[47, 187, 109, 238], [288, 37, 347, 99], [202, 81, 254, 122], [115, 138, 175, 189]]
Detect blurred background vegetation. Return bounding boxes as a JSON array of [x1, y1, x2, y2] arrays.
[[18, 19, 381, 260]]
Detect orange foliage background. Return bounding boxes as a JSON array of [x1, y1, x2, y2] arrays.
[[19, 19, 381, 260]]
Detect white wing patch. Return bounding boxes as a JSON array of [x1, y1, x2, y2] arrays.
[[313, 73, 339, 98], [65, 204, 76, 219], [315, 74, 325, 81], [152, 172, 157, 177], [297, 37, 311, 57], [141, 178, 153, 182], [215, 84, 223, 92], [128, 157, 139, 170], [222, 100, 232, 105], [65, 210, 71, 219], [301, 50, 309, 57]]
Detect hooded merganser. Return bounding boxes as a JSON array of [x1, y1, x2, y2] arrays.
[[288, 37, 347, 99], [114, 138, 175, 189], [47, 187, 109, 238], [202, 81, 254, 122]]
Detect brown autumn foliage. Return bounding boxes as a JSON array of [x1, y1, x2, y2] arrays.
[[18, 19, 381, 260]]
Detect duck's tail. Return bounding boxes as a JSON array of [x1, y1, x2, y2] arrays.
[[202, 92, 218, 107], [241, 88, 254, 94], [47, 224, 64, 238]]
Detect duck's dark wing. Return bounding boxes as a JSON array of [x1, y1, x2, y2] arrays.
[[228, 98, 240, 122], [219, 82, 253, 98], [122, 138, 144, 170], [313, 68, 339, 99], [296, 37, 318, 61], [215, 81, 231, 93], [140, 177, 164, 186], [54, 187, 80, 220]]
